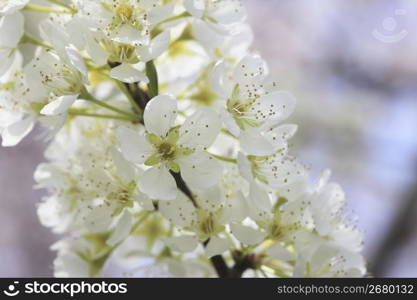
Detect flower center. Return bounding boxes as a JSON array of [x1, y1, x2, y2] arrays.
[[115, 3, 134, 22], [232, 101, 248, 116], [112, 188, 131, 204], [40, 65, 83, 96], [268, 221, 283, 240], [195, 209, 223, 239], [158, 142, 177, 161], [200, 213, 217, 236], [102, 40, 139, 64]]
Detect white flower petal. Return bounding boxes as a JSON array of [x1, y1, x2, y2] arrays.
[[209, 61, 231, 99], [249, 181, 272, 212], [165, 235, 199, 253], [54, 252, 89, 278], [86, 37, 109, 66], [239, 128, 274, 156], [65, 17, 87, 49], [184, 0, 205, 18], [0, 0, 29, 15], [66, 47, 87, 77], [233, 55, 267, 85], [267, 243, 296, 262], [110, 64, 149, 84], [159, 192, 197, 227], [37, 199, 70, 233], [84, 205, 114, 233], [38, 114, 66, 141], [1, 116, 35, 147], [267, 159, 306, 189], [144, 94, 177, 137], [150, 30, 170, 59], [40, 95, 77, 116], [210, 1, 246, 24], [191, 19, 224, 50], [0, 108, 21, 128], [139, 166, 177, 200], [237, 152, 253, 181], [178, 107, 221, 149], [222, 191, 248, 223], [178, 151, 222, 189], [194, 185, 224, 211], [136, 31, 170, 62], [221, 108, 240, 137], [39, 19, 68, 52], [205, 236, 232, 258], [107, 210, 133, 246], [257, 91, 296, 123], [134, 189, 155, 211], [116, 126, 153, 164], [230, 224, 265, 246], [263, 123, 298, 150], [0, 12, 24, 48], [110, 147, 136, 183], [110, 25, 145, 45], [0, 49, 15, 76], [148, 3, 175, 25]]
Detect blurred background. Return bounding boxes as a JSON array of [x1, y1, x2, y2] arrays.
[[1, 0, 416, 277]]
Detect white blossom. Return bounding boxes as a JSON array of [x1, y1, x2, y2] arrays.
[[0, 0, 28, 16], [0, 11, 24, 76], [117, 94, 222, 200], [0, 0, 367, 278]]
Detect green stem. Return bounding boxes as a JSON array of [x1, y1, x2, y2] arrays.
[[47, 0, 78, 13], [87, 63, 143, 114], [146, 60, 159, 99], [80, 90, 141, 120], [69, 110, 139, 122], [209, 153, 237, 164], [113, 80, 142, 114], [130, 212, 151, 233], [151, 12, 191, 38], [20, 34, 53, 50], [24, 4, 74, 14], [159, 11, 191, 25], [221, 128, 236, 138]]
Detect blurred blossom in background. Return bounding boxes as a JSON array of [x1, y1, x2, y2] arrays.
[[1, 0, 416, 277]]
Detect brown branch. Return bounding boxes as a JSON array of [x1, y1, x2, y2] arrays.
[[127, 82, 149, 111], [170, 170, 197, 207], [209, 251, 257, 278], [210, 255, 230, 278]]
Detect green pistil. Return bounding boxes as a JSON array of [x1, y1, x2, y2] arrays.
[[146, 127, 193, 170], [158, 142, 177, 160]]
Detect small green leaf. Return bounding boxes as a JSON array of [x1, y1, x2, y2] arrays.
[[256, 174, 269, 185], [30, 102, 46, 114], [181, 147, 194, 156], [166, 126, 180, 144], [167, 161, 180, 173], [243, 118, 260, 128], [145, 154, 161, 166], [147, 133, 161, 145]]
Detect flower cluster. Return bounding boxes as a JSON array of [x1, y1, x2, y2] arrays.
[[1, 0, 366, 277]]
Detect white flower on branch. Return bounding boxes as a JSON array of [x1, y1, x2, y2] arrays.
[[0, 0, 367, 278], [117, 94, 222, 200]]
